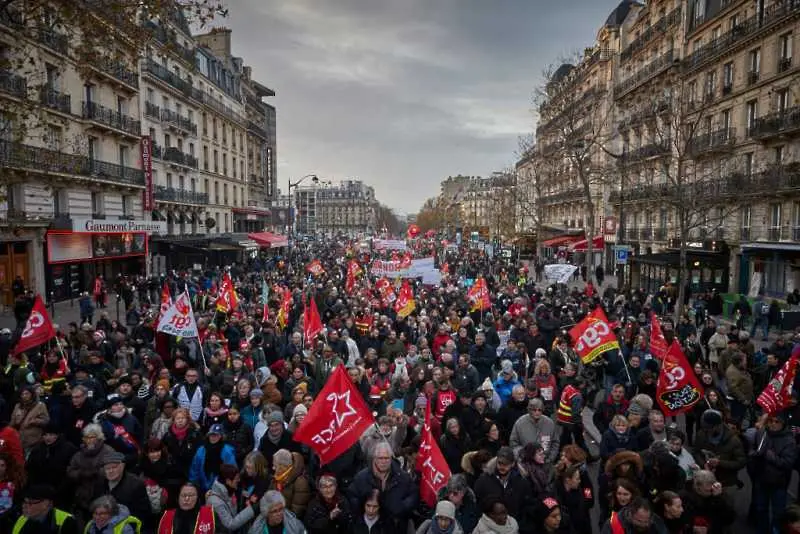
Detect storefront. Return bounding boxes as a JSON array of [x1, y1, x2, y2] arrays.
[[629, 240, 730, 295], [737, 243, 800, 298]]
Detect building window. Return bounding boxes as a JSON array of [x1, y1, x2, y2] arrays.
[[214, 181, 219, 203], [122, 195, 131, 217], [723, 62, 733, 91], [769, 203, 783, 241], [744, 152, 753, 176], [53, 189, 67, 215], [793, 202, 800, 241], [746, 100, 758, 133], [779, 33, 793, 71], [203, 146, 209, 170], [232, 157, 237, 179], [166, 173, 173, 189], [740, 205, 751, 241], [748, 48, 761, 83], [91, 192, 103, 216], [721, 109, 731, 131], [44, 125, 62, 151], [777, 89, 790, 113], [202, 113, 208, 135], [213, 150, 218, 173], [223, 155, 227, 176], [775, 145, 784, 164]]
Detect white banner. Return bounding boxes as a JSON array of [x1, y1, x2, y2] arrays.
[[157, 291, 199, 338], [373, 239, 407, 251], [371, 257, 436, 278], [544, 264, 578, 284]]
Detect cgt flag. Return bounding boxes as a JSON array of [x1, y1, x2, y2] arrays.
[[656, 341, 704, 416], [14, 295, 56, 355], [303, 295, 324, 344], [293, 365, 375, 464], [157, 291, 199, 338], [215, 273, 239, 313], [568, 308, 620, 364], [468, 277, 491, 312], [757, 346, 800, 414], [394, 280, 416, 319], [416, 401, 451, 507]]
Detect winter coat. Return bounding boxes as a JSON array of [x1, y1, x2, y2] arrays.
[[748, 426, 798, 488], [509, 414, 558, 463], [473, 459, 532, 520], [10, 400, 49, 451], [692, 426, 746, 488], [92, 471, 152, 530], [67, 442, 115, 511], [188, 442, 237, 492], [268, 452, 312, 519], [346, 462, 419, 530], [206, 480, 256, 534], [223, 419, 254, 466], [25, 435, 77, 503], [162, 425, 202, 477], [436, 486, 480, 534], [493, 374, 521, 405], [440, 430, 472, 474], [600, 428, 638, 462], [305, 493, 353, 534], [725, 365, 754, 403], [496, 397, 528, 438], [679, 487, 735, 534], [416, 519, 464, 534], [247, 510, 306, 534], [258, 428, 298, 461], [593, 396, 630, 434]]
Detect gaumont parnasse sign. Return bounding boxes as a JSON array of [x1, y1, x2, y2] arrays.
[[71, 218, 167, 234]]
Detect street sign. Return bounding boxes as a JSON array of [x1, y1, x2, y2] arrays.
[[615, 247, 629, 265]]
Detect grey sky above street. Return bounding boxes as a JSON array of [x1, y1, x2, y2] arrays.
[[223, 0, 622, 214]]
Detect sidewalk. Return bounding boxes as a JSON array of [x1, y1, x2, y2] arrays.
[[0, 295, 125, 331]]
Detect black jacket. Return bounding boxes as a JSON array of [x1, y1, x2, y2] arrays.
[[92, 472, 152, 528], [305, 494, 353, 534], [473, 465, 531, 520], [748, 426, 798, 488], [346, 462, 419, 530], [25, 436, 78, 506]]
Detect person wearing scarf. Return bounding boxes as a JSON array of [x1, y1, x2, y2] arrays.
[[158, 483, 216, 534], [599, 414, 638, 464], [474, 500, 519, 534], [416, 500, 464, 534], [268, 449, 311, 519], [188, 425, 237, 492], [305, 474, 352, 534], [200, 393, 229, 434]]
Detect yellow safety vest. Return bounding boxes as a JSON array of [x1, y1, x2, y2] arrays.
[[12, 509, 73, 534], [83, 515, 143, 534]]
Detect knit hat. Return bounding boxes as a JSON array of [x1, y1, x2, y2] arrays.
[[292, 383, 308, 395], [701, 409, 724, 428], [435, 500, 456, 520], [292, 404, 308, 419], [500, 359, 514, 375], [249, 388, 264, 398], [369, 385, 382, 400], [535, 348, 547, 359], [25, 485, 56, 501], [267, 411, 284, 425], [415, 395, 428, 409], [156, 379, 171, 392], [627, 401, 649, 417]]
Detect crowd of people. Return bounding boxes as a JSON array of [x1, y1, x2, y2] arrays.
[[1, 241, 800, 534]]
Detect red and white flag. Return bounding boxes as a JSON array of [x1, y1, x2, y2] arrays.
[[568, 308, 620, 364], [416, 401, 451, 507], [157, 291, 199, 338], [14, 295, 56, 355], [656, 341, 704, 416], [215, 273, 239, 313], [303, 295, 324, 344], [394, 280, 416, 319], [293, 365, 375, 464], [649, 314, 669, 361], [306, 259, 325, 277], [757, 347, 800, 415]]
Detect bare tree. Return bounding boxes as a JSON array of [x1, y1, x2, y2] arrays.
[[514, 134, 548, 257], [534, 52, 616, 283]]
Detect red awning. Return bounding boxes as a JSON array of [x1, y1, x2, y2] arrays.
[[248, 232, 289, 249], [570, 235, 604, 252], [542, 234, 583, 248]]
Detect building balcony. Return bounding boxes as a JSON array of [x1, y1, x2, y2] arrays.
[[142, 21, 197, 65], [0, 208, 56, 224], [688, 128, 737, 157], [247, 119, 268, 138], [623, 140, 671, 163], [142, 59, 194, 97], [684, 1, 800, 74], [95, 57, 139, 90], [161, 108, 197, 135], [748, 106, 800, 141], [162, 147, 198, 169], [768, 227, 783, 241], [620, 7, 682, 62], [82, 101, 141, 137], [37, 28, 68, 55], [154, 186, 208, 205], [144, 101, 160, 120], [614, 49, 675, 99], [0, 69, 26, 99], [538, 188, 583, 206], [0, 140, 144, 187], [740, 227, 751, 241], [40, 86, 71, 114]]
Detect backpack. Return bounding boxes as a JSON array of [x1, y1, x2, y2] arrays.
[[761, 302, 770, 316]]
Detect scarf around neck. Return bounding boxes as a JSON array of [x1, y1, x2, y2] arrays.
[[477, 514, 519, 534]]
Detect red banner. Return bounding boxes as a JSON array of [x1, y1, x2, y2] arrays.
[[568, 308, 620, 364], [303, 295, 324, 344], [415, 402, 450, 507], [277, 287, 292, 330], [649, 314, 669, 361], [376, 278, 396, 307], [394, 280, 416, 319], [14, 295, 56, 355], [215, 273, 239, 313], [345, 260, 361, 295], [294, 365, 375, 464], [468, 277, 491, 312], [141, 136, 154, 211], [306, 259, 325, 277], [407, 224, 421, 239], [757, 348, 800, 414], [656, 342, 704, 416]]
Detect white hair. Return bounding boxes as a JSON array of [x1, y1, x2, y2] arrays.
[[82, 423, 105, 440], [260, 490, 286, 515]]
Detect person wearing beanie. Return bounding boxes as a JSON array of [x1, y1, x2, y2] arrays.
[[692, 408, 746, 490], [10, 384, 50, 454], [258, 410, 298, 463], [415, 499, 464, 534], [493, 360, 521, 405], [288, 404, 308, 433], [474, 446, 531, 522]]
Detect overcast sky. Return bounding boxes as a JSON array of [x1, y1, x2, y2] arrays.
[[223, 0, 622, 215]]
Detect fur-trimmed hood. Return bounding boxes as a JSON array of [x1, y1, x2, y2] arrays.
[[604, 450, 643, 476]]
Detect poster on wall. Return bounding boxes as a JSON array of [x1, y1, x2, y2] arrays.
[[48, 234, 94, 263], [49, 232, 147, 264]]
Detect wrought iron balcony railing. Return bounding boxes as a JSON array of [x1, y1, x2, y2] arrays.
[[82, 101, 141, 136]]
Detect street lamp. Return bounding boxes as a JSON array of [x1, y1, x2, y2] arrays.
[[287, 174, 318, 254]]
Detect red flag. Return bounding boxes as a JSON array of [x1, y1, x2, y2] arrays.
[[757, 347, 800, 414], [345, 260, 361, 295], [568, 308, 620, 364], [306, 259, 325, 277], [649, 314, 669, 361], [293, 365, 375, 464], [415, 401, 450, 507], [394, 280, 416, 319], [656, 341, 705, 416], [399, 252, 412, 270], [156, 282, 172, 325], [376, 278, 396, 307], [468, 277, 491, 312], [303, 295, 324, 344], [215, 273, 239, 313], [407, 224, 420, 239], [277, 287, 292, 330], [609, 512, 625, 534], [14, 295, 56, 355]]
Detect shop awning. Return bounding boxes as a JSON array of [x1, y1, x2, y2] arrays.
[[248, 232, 288, 248], [542, 234, 583, 248], [570, 235, 604, 252]]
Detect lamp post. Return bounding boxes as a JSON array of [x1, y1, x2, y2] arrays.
[[287, 174, 318, 257]]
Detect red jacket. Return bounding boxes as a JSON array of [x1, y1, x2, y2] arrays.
[[0, 426, 24, 466]]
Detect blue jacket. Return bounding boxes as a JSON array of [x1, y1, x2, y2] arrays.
[[493, 375, 521, 405], [189, 443, 237, 492]]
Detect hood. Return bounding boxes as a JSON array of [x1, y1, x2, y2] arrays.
[[605, 450, 644, 476], [107, 504, 132, 528], [461, 450, 479, 474], [255, 366, 271, 388], [209, 479, 230, 501]]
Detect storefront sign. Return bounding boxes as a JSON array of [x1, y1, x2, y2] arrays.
[[142, 136, 154, 211], [48, 232, 148, 264], [71, 218, 167, 234]]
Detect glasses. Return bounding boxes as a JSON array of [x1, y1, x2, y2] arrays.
[[180, 494, 197, 501]]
